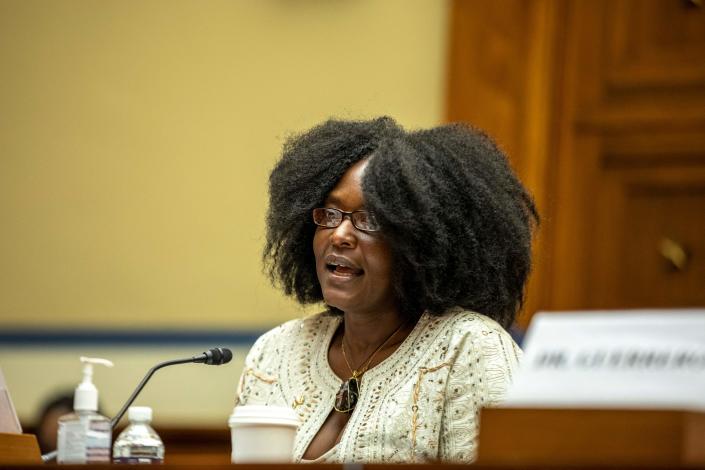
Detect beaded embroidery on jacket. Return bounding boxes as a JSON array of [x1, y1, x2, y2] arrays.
[[234, 308, 521, 463]]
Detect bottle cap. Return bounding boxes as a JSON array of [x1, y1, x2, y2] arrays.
[[128, 406, 153, 422]]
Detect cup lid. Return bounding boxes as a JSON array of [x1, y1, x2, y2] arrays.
[[228, 405, 300, 428]]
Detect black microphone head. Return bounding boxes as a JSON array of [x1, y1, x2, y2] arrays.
[[204, 347, 233, 365], [220, 348, 233, 364]]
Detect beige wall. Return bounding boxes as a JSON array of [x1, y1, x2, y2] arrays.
[[0, 0, 448, 329], [0, 0, 449, 424]]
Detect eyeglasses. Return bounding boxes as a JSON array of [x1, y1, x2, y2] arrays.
[[312, 207, 380, 232]]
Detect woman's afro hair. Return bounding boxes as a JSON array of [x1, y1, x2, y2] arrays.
[[263, 117, 538, 329]]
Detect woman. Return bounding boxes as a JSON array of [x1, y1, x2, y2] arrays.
[[235, 117, 538, 463]]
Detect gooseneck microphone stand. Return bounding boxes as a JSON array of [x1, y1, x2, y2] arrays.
[[108, 356, 193, 429], [41, 348, 232, 463]]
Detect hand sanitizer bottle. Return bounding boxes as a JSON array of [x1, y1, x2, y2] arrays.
[[57, 356, 114, 464]]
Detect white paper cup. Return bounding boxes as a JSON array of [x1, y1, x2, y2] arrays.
[[228, 405, 300, 463]]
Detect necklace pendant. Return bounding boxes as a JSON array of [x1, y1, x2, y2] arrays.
[[334, 376, 359, 413]]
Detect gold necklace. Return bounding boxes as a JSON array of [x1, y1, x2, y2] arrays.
[[333, 321, 406, 414]]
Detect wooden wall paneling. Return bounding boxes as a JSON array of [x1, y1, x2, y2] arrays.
[[514, 0, 565, 325], [606, 0, 705, 91], [600, 130, 705, 309], [584, 137, 622, 309], [448, 0, 705, 321], [447, 0, 565, 325], [550, 132, 605, 309], [627, 173, 702, 308], [549, 0, 705, 311], [447, 0, 531, 160], [544, 0, 603, 310], [580, 0, 705, 131], [596, 165, 705, 308], [620, 174, 705, 308]]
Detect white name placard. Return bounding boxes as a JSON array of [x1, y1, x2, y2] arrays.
[[504, 309, 705, 410]]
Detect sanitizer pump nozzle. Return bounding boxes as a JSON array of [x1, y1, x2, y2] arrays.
[[74, 357, 114, 411]]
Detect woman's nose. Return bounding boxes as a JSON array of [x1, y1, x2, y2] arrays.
[[330, 218, 357, 247]]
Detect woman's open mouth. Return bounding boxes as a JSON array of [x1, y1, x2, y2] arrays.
[[324, 254, 364, 278], [326, 263, 364, 277]]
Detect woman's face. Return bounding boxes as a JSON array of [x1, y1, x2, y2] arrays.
[[313, 159, 396, 316]]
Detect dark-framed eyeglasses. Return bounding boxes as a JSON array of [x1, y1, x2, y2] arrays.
[[312, 207, 381, 232]]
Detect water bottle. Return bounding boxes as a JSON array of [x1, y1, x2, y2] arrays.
[[113, 406, 164, 464]]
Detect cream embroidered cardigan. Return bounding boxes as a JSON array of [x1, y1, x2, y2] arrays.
[[234, 308, 521, 463]]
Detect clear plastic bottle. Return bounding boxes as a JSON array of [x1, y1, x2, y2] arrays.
[[57, 356, 113, 464], [113, 406, 164, 464]]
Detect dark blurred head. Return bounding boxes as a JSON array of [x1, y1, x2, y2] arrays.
[[35, 392, 74, 453]]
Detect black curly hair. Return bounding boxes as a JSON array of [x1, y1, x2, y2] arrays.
[[264, 117, 538, 329]]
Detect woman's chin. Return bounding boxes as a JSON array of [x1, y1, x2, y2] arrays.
[[322, 291, 358, 313]]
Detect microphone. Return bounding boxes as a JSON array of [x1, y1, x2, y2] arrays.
[[41, 347, 233, 463], [192, 347, 233, 365], [110, 348, 233, 428]]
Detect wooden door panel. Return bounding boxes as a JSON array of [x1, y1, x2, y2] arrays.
[[591, 164, 705, 309], [448, 0, 705, 321], [550, 0, 705, 313], [620, 180, 705, 307], [550, 133, 604, 310], [607, 0, 705, 90], [557, 130, 705, 310]]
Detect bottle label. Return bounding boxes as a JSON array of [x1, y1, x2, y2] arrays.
[[86, 419, 111, 463], [57, 418, 111, 464], [57, 421, 87, 464]]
